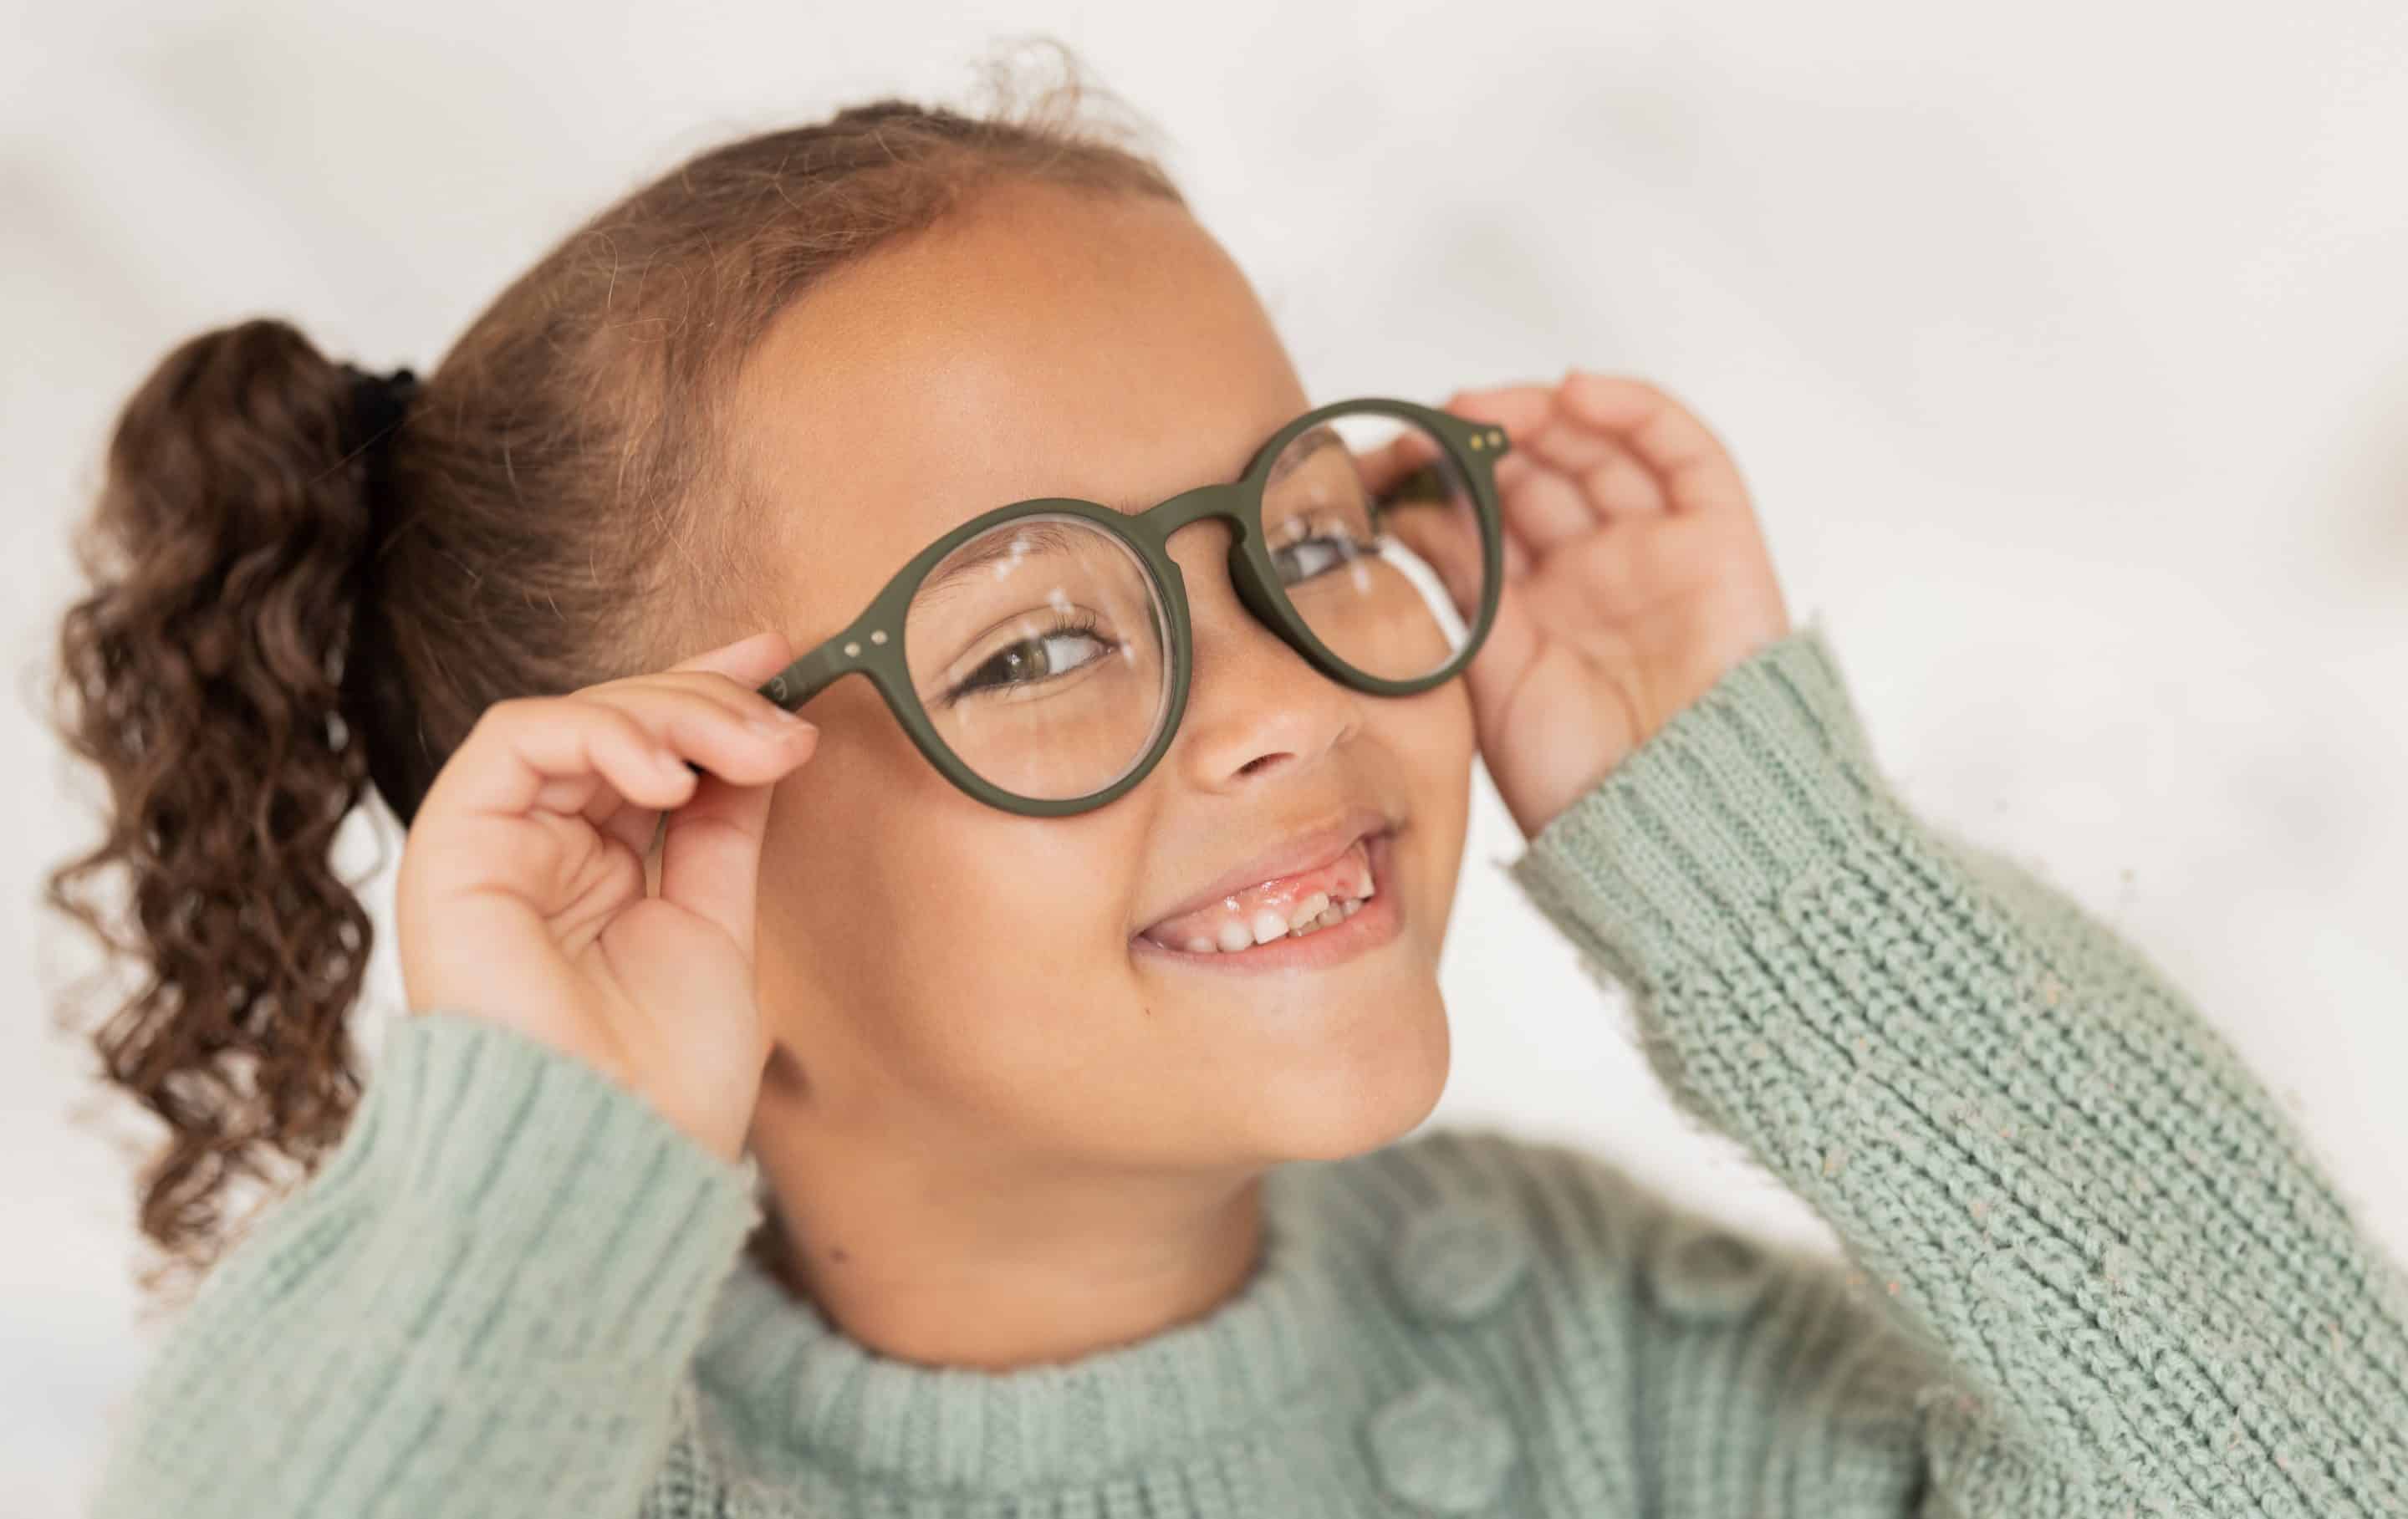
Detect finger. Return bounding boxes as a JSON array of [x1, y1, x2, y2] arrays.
[[1441, 383, 1555, 440], [1523, 407, 1670, 520], [1446, 381, 1610, 553], [668, 628, 797, 685], [517, 765, 661, 860], [594, 676, 819, 872], [1500, 522, 1533, 580], [1442, 382, 1594, 561], [1487, 448, 1600, 558], [1354, 424, 1444, 499], [452, 682, 811, 828], [518, 634, 806, 837], [1383, 502, 1486, 619], [1529, 509, 1721, 628], [656, 726, 814, 960], [435, 697, 701, 823], [620, 630, 807, 736], [1477, 458, 1542, 579], [1358, 427, 1529, 577], [573, 683, 816, 791], [1555, 370, 1752, 519], [592, 782, 667, 862]]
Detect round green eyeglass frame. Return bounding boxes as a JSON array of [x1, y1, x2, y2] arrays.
[[743, 395, 1513, 817]]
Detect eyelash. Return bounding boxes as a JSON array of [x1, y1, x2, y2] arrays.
[[939, 608, 1119, 707], [932, 482, 1426, 706], [1271, 515, 1375, 583]]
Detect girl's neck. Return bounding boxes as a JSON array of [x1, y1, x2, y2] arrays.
[[746, 1111, 1271, 1371]]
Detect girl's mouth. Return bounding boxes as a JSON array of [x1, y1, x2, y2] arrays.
[[1132, 829, 1401, 972]]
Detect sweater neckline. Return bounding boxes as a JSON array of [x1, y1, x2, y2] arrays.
[[691, 1159, 1347, 1494]]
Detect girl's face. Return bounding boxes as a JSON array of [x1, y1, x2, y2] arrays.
[[729, 179, 1472, 1180]]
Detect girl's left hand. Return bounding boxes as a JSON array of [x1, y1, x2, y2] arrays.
[[1397, 370, 1793, 840]]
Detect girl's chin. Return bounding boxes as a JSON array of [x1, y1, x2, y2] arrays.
[[1260, 1058, 1451, 1164], [1207, 984, 1452, 1161]]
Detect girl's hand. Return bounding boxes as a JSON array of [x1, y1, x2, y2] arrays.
[[394, 630, 816, 1162], [1394, 370, 1793, 840]]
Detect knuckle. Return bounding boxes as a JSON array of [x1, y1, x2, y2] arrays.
[[476, 695, 535, 730]]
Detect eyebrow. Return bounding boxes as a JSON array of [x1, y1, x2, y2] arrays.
[[1266, 423, 1347, 492], [911, 519, 1102, 611], [912, 421, 1350, 606]]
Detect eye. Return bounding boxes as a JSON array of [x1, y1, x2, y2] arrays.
[[1270, 509, 1380, 586], [941, 611, 1119, 705]]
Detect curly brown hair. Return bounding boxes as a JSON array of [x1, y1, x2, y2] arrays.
[[42, 37, 1186, 1305]]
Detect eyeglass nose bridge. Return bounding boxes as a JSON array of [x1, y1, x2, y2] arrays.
[[1135, 478, 1358, 698], [1143, 479, 1298, 636], [1145, 479, 1258, 538]]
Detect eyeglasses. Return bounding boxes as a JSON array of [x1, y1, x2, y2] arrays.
[[752, 396, 1513, 817]]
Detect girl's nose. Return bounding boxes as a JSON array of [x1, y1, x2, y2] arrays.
[[1165, 528, 1362, 794]]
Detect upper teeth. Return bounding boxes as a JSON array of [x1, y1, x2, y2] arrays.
[[1178, 886, 1370, 954]]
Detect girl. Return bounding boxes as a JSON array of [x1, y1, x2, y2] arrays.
[[48, 56, 2408, 1519]]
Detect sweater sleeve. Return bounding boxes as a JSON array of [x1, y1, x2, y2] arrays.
[[88, 1011, 764, 1519], [1503, 614, 2408, 1517]]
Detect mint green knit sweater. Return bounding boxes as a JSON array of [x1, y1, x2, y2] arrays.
[[89, 619, 2408, 1516]]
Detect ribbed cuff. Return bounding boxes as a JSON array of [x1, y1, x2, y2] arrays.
[[101, 1012, 767, 1518], [1498, 614, 2408, 1516], [1507, 613, 1888, 988], [346, 1011, 765, 1373]]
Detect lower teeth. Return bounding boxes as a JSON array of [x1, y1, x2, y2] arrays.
[[1288, 901, 1355, 938]]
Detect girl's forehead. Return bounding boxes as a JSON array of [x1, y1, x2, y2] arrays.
[[729, 186, 1307, 610]]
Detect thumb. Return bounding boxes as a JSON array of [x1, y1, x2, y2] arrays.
[[656, 626, 811, 959], [655, 729, 814, 962]]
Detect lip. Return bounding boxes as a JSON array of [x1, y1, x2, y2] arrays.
[[1133, 828, 1404, 974], [1135, 804, 1397, 938]]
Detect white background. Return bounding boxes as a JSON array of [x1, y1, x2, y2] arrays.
[[6, 3, 2406, 1512]]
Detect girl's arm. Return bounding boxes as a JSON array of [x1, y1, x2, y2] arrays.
[[89, 1012, 762, 1519], [1507, 618, 2408, 1516]]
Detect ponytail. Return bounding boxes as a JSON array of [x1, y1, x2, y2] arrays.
[[43, 46, 1196, 1304], [45, 318, 390, 1298]]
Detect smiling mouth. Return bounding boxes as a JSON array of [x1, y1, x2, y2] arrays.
[[1131, 828, 1404, 973], [1138, 831, 1380, 953]]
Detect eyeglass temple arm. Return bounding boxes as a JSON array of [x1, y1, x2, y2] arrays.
[[755, 639, 857, 712]]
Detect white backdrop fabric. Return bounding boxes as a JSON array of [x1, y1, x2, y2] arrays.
[[4, 3, 2405, 1513]]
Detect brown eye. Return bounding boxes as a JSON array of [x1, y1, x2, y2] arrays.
[[941, 613, 1118, 706]]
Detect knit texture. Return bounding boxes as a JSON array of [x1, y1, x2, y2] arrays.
[[87, 615, 2408, 1516]]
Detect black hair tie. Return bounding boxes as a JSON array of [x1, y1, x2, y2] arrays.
[[339, 362, 421, 523]]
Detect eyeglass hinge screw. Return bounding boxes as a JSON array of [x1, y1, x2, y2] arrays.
[[870, 629, 888, 645], [844, 641, 860, 657]]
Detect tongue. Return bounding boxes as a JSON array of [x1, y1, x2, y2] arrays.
[[1142, 837, 1372, 948]]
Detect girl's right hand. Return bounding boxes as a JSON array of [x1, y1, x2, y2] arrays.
[[393, 630, 816, 1162]]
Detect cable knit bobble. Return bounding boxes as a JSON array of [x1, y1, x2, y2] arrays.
[[1364, 1378, 1518, 1512], [1388, 1195, 1531, 1323], [1646, 1217, 1775, 1323]]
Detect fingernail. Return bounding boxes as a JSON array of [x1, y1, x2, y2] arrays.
[[749, 715, 810, 741]]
